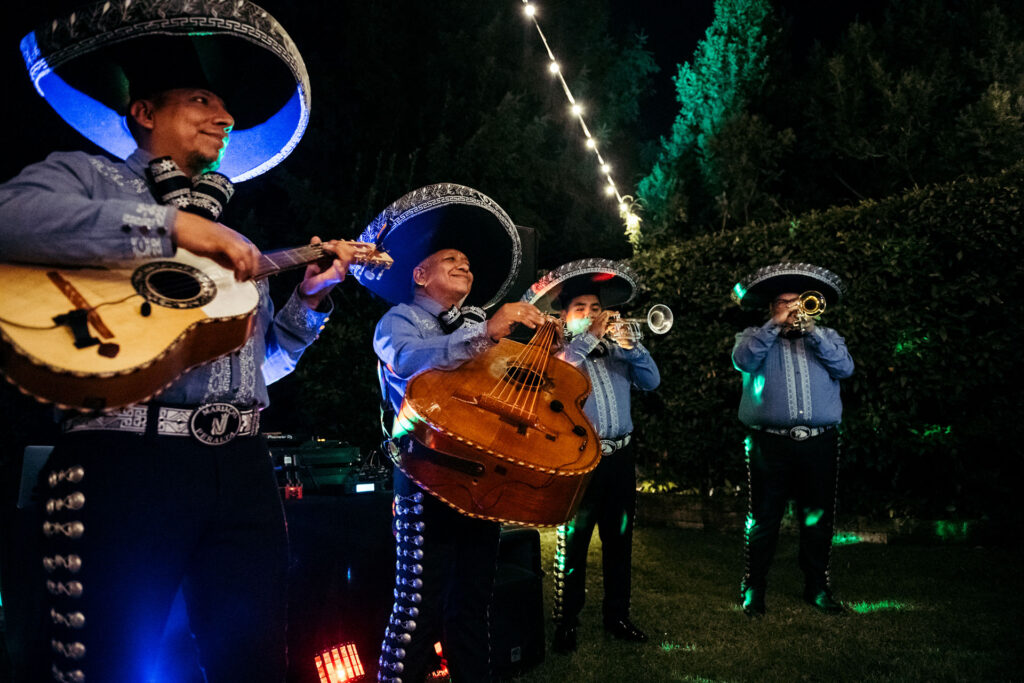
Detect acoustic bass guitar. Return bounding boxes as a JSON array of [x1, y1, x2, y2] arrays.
[[394, 318, 601, 526]]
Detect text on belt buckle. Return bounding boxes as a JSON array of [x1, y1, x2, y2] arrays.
[[789, 425, 811, 441], [189, 403, 242, 446]]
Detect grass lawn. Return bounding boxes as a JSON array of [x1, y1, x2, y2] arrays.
[[509, 526, 1023, 682]]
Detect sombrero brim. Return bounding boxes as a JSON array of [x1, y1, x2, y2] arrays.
[[21, 0, 310, 182], [734, 263, 845, 308], [351, 184, 521, 309], [521, 258, 638, 314]]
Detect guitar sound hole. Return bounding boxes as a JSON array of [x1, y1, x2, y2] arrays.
[[504, 364, 543, 390], [149, 270, 200, 301], [132, 262, 216, 310]]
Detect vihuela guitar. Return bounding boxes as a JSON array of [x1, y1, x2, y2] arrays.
[[393, 319, 601, 526], [0, 242, 391, 412]]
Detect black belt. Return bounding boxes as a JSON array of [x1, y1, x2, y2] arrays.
[[600, 433, 632, 455], [753, 425, 835, 441], [63, 403, 260, 446]]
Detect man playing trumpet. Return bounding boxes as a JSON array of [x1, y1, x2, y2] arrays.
[[521, 259, 660, 653], [731, 262, 854, 617]]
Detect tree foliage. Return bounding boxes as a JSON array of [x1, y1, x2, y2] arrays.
[[637, 0, 1024, 242], [637, 0, 788, 238]]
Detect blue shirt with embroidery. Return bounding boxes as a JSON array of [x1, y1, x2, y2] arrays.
[[559, 333, 660, 439], [732, 320, 854, 428], [0, 149, 330, 408], [373, 291, 495, 416]]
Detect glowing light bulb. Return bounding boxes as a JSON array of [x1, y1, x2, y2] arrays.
[[585, 138, 596, 149], [571, 104, 582, 116], [524, 4, 536, 17], [604, 184, 615, 195], [548, 61, 560, 74], [619, 202, 627, 212], [601, 163, 611, 173]]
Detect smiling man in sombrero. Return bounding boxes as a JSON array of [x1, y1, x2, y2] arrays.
[[353, 183, 546, 682], [0, 2, 371, 681], [522, 258, 661, 653], [731, 262, 855, 618]]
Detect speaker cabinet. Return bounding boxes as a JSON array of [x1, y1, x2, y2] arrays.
[[489, 527, 545, 679]]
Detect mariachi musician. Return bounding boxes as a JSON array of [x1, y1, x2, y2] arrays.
[[0, 2, 369, 681], [521, 259, 661, 653], [352, 184, 544, 682], [731, 262, 854, 617]]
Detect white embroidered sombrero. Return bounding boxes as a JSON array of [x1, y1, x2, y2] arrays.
[[350, 183, 522, 310], [521, 258, 639, 314], [20, 0, 310, 182], [732, 262, 846, 307]]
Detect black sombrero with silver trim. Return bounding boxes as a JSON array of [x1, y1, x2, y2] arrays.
[[732, 262, 846, 307], [20, 0, 310, 182], [521, 258, 639, 313], [350, 183, 521, 310]]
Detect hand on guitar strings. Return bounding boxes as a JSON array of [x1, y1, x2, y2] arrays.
[[298, 237, 376, 310], [486, 302, 546, 342], [174, 212, 261, 281]]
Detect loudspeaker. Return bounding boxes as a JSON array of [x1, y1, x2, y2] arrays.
[[489, 527, 545, 679]]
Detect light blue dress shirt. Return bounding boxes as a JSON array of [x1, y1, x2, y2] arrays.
[[732, 320, 854, 428], [0, 149, 330, 408], [559, 333, 661, 439], [373, 291, 494, 416]]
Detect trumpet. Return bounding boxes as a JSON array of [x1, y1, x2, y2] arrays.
[[795, 291, 825, 331], [606, 304, 674, 345]]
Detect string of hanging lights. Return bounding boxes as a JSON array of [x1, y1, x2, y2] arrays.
[[520, 0, 642, 245]]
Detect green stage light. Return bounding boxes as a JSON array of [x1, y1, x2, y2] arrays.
[[832, 532, 864, 546], [935, 520, 970, 540], [848, 600, 910, 614]]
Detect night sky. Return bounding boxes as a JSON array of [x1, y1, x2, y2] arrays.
[[0, 1, 888, 188]]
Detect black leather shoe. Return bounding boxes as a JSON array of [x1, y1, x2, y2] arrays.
[[741, 585, 766, 617], [603, 618, 648, 642], [552, 624, 577, 653], [804, 587, 845, 615]]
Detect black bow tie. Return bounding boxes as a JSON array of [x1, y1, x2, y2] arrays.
[[146, 156, 234, 220], [438, 305, 486, 333]]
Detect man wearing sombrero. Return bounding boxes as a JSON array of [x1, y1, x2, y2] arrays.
[[731, 262, 854, 617], [353, 183, 544, 682], [521, 259, 660, 653], [0, 2, 369, 681]]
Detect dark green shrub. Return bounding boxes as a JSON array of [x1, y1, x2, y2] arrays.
[[631, 162, 1024, 520]]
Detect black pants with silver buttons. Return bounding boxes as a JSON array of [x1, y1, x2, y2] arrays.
[[377, 466, 500, 683], [40, 430, 288, 683], [553, 441, 637, 628], [743, 429, 840, 594]]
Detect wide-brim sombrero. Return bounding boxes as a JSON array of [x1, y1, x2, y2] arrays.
[[20, 0, 309, 182], [732, 262, 846, 308], [521, 258, 638, 314], [350, 183, 521, 309]]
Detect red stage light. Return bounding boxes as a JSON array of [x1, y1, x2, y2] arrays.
[[427, 641, 450, 680], [314, 641, 365, 682]]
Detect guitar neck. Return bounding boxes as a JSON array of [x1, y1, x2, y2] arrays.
[[253, 241, 390, 280], [253, 244, 327, 280]]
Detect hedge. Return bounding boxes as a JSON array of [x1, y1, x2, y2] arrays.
[[629, 162, 1024, 522]]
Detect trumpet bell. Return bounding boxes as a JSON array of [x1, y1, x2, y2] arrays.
[[798, 291, 826, 317], [646, 304, 673, 335]]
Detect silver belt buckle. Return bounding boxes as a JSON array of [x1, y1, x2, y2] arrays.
[[600, 439, 616, 455], [189, 403, 242, 446], [789, 426, 811, 441]]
